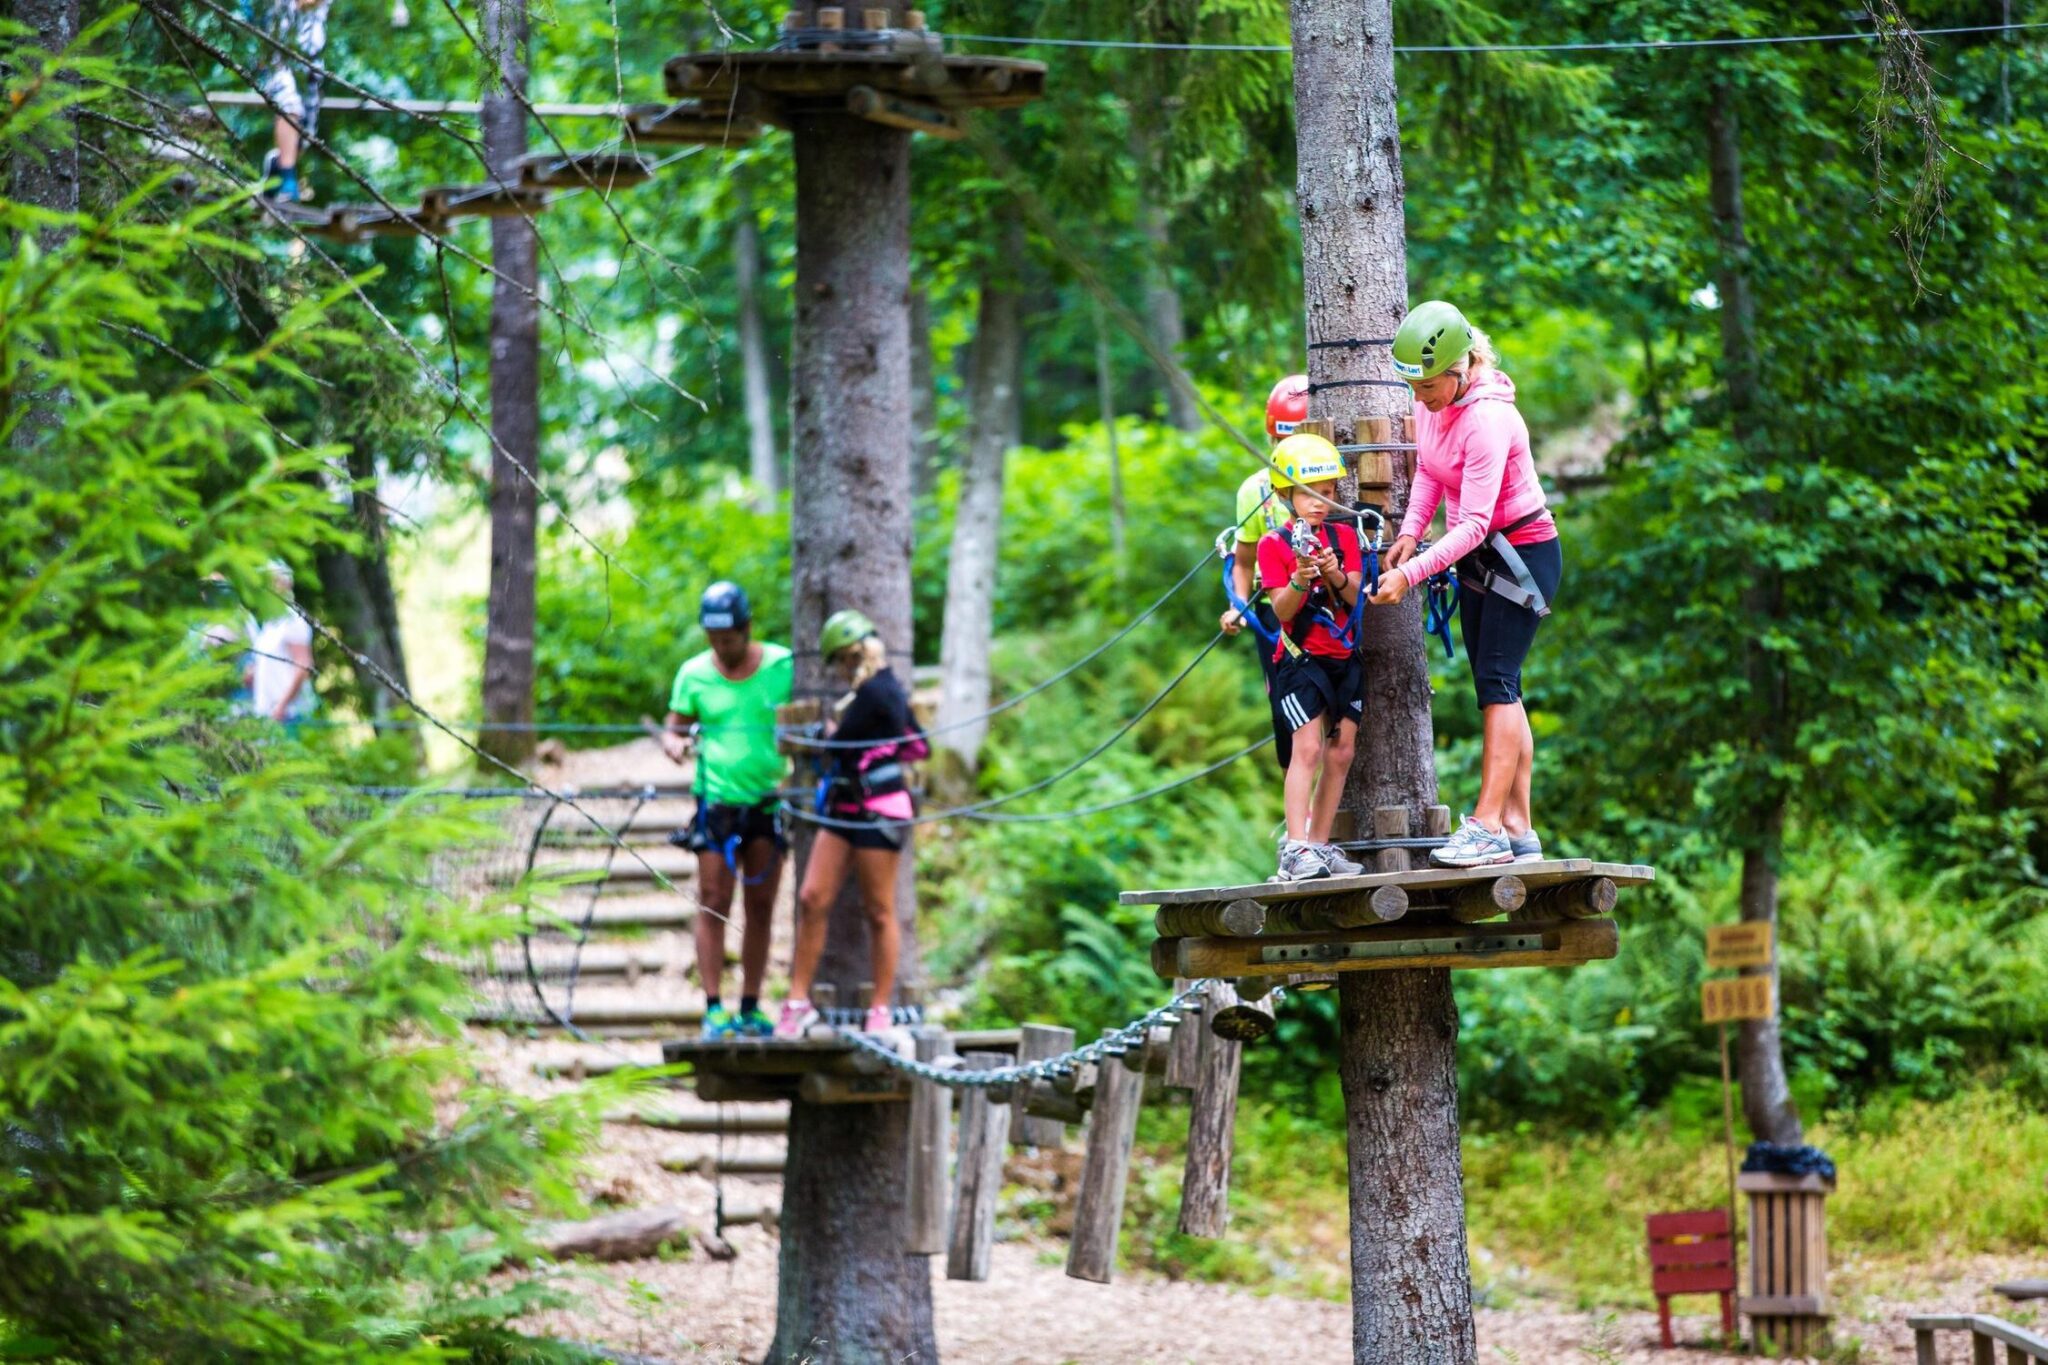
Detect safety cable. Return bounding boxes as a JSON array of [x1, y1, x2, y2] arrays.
[[942, 20, 2048, 56], [958, 735, 1270, 824]]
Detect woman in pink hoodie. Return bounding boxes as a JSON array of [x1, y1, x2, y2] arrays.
[[1368, 301, 1561, 868]]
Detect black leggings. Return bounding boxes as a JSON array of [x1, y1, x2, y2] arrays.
[[1457, 536, 1562, 709]]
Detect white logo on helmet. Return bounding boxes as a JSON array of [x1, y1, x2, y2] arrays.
[[1273, 419, 1300, 434], [702, 612, 737, 630], [1391, 357, 1426, 379]]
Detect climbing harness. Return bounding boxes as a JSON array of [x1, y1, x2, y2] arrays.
[[1423, 568, 1460, 660], [1461, 509, 1553, 618]]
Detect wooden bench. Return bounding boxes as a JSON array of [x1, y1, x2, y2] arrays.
[[1647, 1209, 1736, 1349], [1910, 1314, 2048, 1363]]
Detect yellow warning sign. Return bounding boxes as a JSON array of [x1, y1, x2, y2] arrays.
[[1701, 975, 1774, 1024], [1706, 922, 1774, 970]]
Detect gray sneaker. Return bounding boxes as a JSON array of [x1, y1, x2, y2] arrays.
[[1273, 839, 1333, 883], [1430, 815, 1514, 869], [1318, 843, 1366, 877], [1509, 830, 1543, 863]]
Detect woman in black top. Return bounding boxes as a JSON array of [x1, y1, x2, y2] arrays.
[[774, 610, 927, 1038]]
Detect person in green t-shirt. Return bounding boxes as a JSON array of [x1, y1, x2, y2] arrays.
[[661, 581, 793, 1039]]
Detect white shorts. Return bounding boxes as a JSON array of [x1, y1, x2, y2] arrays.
[[261, 65, 304, 122]]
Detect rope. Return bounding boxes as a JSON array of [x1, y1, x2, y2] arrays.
[[839, 981, 1216, 1089], [959, 736, 1270, 824], [941, 20, 2048, 56]]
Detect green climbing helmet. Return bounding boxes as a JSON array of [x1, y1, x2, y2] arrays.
[[818, 608, 878, 660], [1391, 301, 1476, 382]]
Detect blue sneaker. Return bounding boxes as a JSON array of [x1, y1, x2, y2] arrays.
[[1510, 830, 1543, 863], [733, 1006, 774, 1039], [699, 1003, 738, 1040]]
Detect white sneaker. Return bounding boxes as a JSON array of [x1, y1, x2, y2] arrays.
[[1509, 830, 1544, 863], [1430, 815, 1514, 868], [1318, 843, 1366, 877], [1273, 839, 1333, 883], [772, 998, 818, 1039]]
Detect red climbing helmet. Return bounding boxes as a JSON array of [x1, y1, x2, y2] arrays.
[[1265, 374, 1309, 441]]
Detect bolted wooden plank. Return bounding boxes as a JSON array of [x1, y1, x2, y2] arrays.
[[1165, 916, 1620, 981], [1014, 1024, 1074, 1148], [1447, 874, 1527, 924], [904, 1028, 954, 1255], [798, 1071, 909, 1103], [1121, 858, 1648, 907], [1066, 1030, 1144, 1284], [946, 1052, 1011, 1281], [1178, 983, 1262, 1238]]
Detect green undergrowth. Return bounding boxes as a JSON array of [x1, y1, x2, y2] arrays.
[[1089, 1088, 2048, 1309]]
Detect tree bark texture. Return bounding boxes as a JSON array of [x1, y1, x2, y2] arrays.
[[735, 178, 781, 510], [479, 0, 539, 767], [774, 114, 934, 1365], [934, 222, 1024, 770], [909, 285, 938, 497], [1293, 0, 1474, 1358], [9, 0, 78, 245], [314, 437, 413, 726], [1710, 81, 1801, 1146]]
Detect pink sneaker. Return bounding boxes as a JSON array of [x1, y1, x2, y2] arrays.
[[773, 998, 818, 1039], [863, 1004, 894, 1033]]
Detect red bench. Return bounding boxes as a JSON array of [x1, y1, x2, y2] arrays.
[[1647, 1209, 1737, 1349]]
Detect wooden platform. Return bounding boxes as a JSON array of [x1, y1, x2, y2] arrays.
[[1129, 860, 1654, 982], [663, 48, 1046, 128]]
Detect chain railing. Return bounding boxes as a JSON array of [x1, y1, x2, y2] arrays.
[[836, 980, 1217, 1089]]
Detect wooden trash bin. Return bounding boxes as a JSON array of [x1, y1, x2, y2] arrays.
[[1739, 1170, 1834, 1354]]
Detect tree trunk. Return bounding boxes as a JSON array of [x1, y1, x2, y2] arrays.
[[1709, 79, 1802, 1146], [735, 178, 781, 510], [479, 0, 539, 768], [9, 0, 78, 245], [909, 286, 938, 497], [1293, 0, 1475, 1359], [1094, 294, 1127, 575], [1126, 98, 1195, 434], [934, 223, 1024, 772], [8, 0, 79, 456], [774, 113, 934, 1365], [314, 437, 414, 728]]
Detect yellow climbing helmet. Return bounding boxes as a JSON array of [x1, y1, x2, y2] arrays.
[[1268, 433, 1347, 490]]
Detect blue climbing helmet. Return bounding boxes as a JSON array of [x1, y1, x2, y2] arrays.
[[699, 581, 752, 632]]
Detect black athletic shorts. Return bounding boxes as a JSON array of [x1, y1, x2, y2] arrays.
[[1273, 648, 1365, 737], [1457, 535, 1563, 709], [673, 799, 787, 856], [819, 813, 906, 853]]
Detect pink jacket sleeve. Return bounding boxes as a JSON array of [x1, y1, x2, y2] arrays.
[[1402, 407, 1511, 586], [1399, 403, 1443, 544]]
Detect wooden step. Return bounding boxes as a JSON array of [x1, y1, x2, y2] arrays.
[[418, 181, 549, 221], [479, 943, 673, 979], [521, 896, 697, 932], [660, 1151, 784, 1177], [515, 150, 657, 191], [625, 100, 764, 144], [469, 997, 704, 1028]]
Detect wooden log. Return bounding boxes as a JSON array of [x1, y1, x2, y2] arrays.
[[1447, 875, 1527, 924], [1015, 1024, 1074, 1148], [1357, 414, 1396, 493], [1374, 806, 1412, 874], [1424, 805, 1452, 840], [660, 1152, 787, 1177], [1017, 1077, 1087, 1125], [946, 1052, 1011, 1282], [1167, 916, 1621, 981], [846, 85, 964, 140], [718, 1203, 779, 1231], [1520, 876, 1618, 921], [1153, 898, 1267, 939], [812, 982, 838, 1013], [1114, 1025, 1175, 1074], [1066, 1029, 1144, 1283], [904, 1028, 953, 1256], [798, 1072, 909, 1104], [697, 1072, 801, 1104], [624, 1108, 787, 1135], [905, 8, 926, 28], [1319, 883, 1412, 928], [1163, 978, 1203, 1089], [1180, 983, 1263, 1238], [536, 1205, 691, 1261], [862, 6, 888, 27]]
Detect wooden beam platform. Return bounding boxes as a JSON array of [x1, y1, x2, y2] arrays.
[[515, 150, 658, 191], [663, 49, 1046, 127], [418, 181, 550, 222], [625, 100, 765, 144], [1151, 916, 1620, 981], [1122, 859, 1654, 910]]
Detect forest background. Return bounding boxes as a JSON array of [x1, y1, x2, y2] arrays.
[[5, 0, 2048, 1354]]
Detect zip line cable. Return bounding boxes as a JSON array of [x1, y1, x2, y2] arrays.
[[942, 19, 2048, 56], [958, 734, 1270, 824]]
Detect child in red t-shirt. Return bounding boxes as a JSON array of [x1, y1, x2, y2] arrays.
[[1256, 435, 1366, 882]]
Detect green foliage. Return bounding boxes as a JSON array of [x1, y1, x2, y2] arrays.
[[0, 46, 609, 1360]]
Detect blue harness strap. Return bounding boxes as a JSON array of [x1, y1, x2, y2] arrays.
[[1423, 568, 1460, 660], [1220, 554, 1281, 650]]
